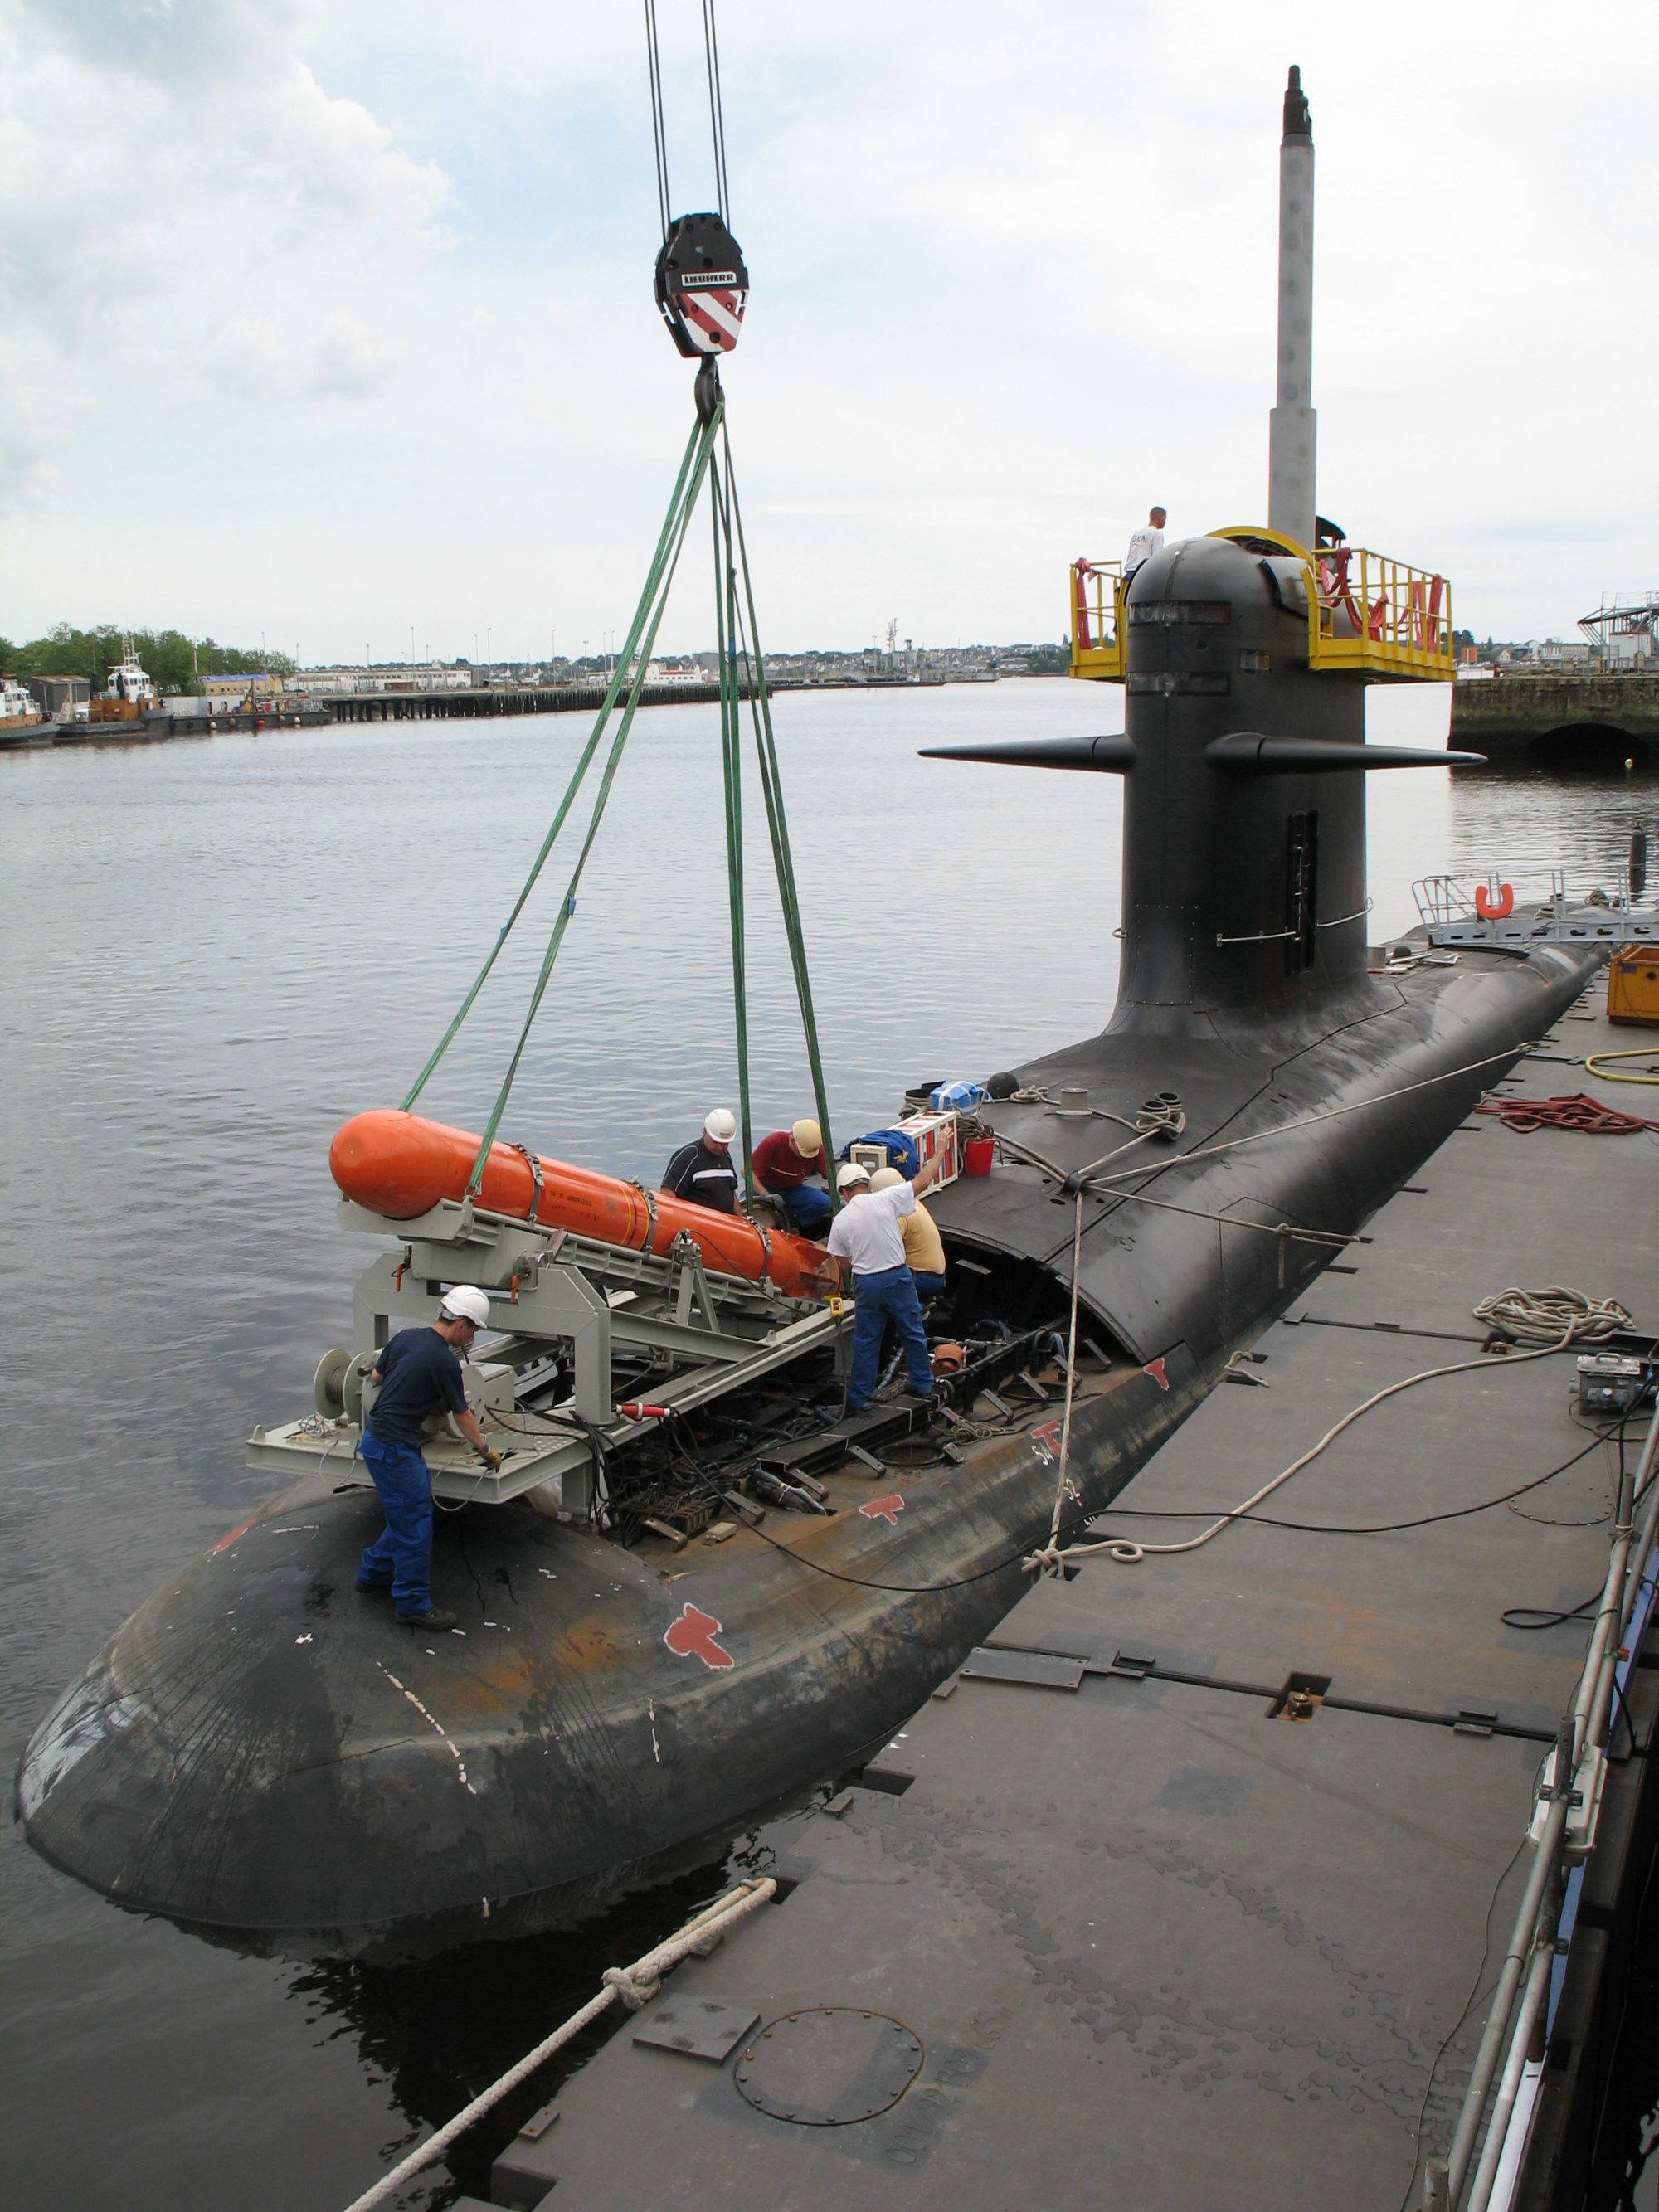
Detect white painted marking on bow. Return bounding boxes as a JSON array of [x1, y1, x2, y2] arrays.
[[376, 1661, 477, 1795], [648, 1697, 661, 1764]]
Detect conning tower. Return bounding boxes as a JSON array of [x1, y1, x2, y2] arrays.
[[937, 66, 1462, 1033]]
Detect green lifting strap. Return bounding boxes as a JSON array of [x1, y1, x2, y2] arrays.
[[458, 413, 721, 1192], [400, 396, 838, 1229], [401, 415, 713, 1120], [718, 423, 837, 1199], [710, 447, 753, 1208]]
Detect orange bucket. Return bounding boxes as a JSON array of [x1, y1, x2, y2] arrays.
[[963, 1135, 995, 1177]]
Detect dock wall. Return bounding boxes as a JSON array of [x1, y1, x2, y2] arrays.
[[1452, 673, 1659, 769]]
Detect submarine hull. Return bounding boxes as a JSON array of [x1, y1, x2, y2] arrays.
[[16, 939, 1600, 1958]]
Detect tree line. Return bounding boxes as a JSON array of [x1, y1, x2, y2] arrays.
[[0, 624, 298, 692]]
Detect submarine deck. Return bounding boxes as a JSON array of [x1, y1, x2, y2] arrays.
[[497, 978, 1659, 2211]]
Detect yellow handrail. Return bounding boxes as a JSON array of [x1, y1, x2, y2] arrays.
[[1068, 529, 1453, 683]]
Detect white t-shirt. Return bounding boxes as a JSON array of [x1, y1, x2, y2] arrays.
[[1125, 524, 1165, 571], [826, 1182, 915, 1276]]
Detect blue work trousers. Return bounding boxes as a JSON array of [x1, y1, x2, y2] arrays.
[[910, 1270, 948, 1302], [848, 1265, 932, 1407], [358, 1433, 435, 1613], [778, 1184, 832, 1235]]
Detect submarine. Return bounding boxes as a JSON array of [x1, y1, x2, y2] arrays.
[[13, 70, 1613, 1961]]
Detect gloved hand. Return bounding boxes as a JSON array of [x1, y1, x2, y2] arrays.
[[479, 1446, 504, 1472]]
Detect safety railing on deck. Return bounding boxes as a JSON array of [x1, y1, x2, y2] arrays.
[[1427, 1396, 1659, 2211], [1307, 542, 1453, 678], [1069, 532, 1454, 684], [1414, 865, 1651, 928]]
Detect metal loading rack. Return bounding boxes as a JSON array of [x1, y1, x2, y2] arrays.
[[249, 1194, 849, 1515]]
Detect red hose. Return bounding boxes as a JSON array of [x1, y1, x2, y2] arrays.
[[1476, 1091, 1659, 1135]]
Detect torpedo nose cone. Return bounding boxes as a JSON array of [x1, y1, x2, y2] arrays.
[[328, 1108, 465, 1219]]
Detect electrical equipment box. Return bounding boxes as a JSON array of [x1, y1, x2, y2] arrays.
[[1576, 1353, 1648, 1417], [848, 1111, 961, 1190], [898, 1110, 960, 1189], [1608, 949, 1659, 1026]]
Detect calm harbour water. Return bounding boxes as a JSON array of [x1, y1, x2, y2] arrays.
[[2, 678, 1656, 2208]]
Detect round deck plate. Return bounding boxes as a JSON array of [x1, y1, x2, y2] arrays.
[[734, 2006, 923, 2127]]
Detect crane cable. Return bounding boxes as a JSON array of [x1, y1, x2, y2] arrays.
[[644, 0, 672, 241], [645, 0, 732, 230], [405, 2, 836, 1215]]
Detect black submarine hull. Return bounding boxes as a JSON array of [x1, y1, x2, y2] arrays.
[[15, 938, 1598, 1957]]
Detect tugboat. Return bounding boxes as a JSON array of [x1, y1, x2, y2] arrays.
[[87, 638, 158, 724], [0, 673, 45, 744], [14, 69, 1630, 1960]]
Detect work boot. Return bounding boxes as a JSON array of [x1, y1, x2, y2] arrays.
[[396, 1606, 457, 1631]]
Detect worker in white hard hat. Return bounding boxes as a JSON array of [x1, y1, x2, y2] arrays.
[[751, 1116, 830, 1234], [356, 1285, 502, 1631], [828, 1159, 936, 1412], [661, 1107, 742, 1214], [868, 1165, 948, 1300]]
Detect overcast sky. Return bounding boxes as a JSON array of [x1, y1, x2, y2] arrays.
[[2, 0, 1653, 663]]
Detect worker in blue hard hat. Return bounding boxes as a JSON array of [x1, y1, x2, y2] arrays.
[[356, 1285, 502, 1631]]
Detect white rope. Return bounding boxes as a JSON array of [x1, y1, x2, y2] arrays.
[[1039, 1102, 1187, 1559], [1472, 1285, 1631, 1349], [338, 1877, 776, 2212], [1025, 1287, 1628, 1577]]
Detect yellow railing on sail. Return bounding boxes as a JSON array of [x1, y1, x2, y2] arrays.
[[1069, 557, 1128, 680], [1069, 531, 1454, 683]]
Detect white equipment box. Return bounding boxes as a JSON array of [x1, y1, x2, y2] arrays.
[[849, 1111, 960, 1190]]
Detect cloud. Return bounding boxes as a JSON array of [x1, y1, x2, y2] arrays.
[[2, 1, 1655, 653], [0, 0, 447, 427]]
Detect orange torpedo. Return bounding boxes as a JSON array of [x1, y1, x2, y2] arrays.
[[328, 1109, 839, 1302]]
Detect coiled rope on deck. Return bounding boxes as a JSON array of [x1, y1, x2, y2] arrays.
[[337, 1877, 776, 2212], [1025, 1285, 1632, 1578]]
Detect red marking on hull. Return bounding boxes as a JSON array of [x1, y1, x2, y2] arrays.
[[859, 1494, 906, 1526], [208, 1517, 258, 1556], [1143, 1356, 1170, 1391], [1029, 1419, 1063, 1461], [664, 1602, 733, 1670]]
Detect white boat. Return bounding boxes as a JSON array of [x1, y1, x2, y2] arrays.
[[102, 642, 158, 708], [0, 676, 44, 743]]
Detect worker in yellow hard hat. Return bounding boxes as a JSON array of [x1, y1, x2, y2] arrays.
[[752, 1116, 831, 1235], [869, 1166, 947, 1301]]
